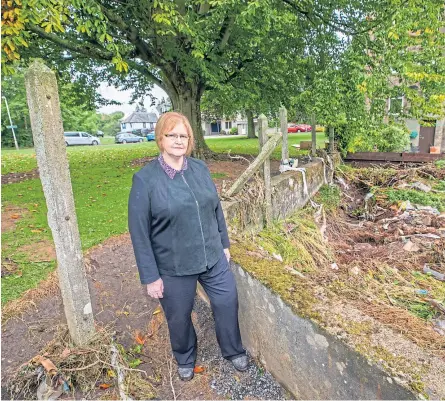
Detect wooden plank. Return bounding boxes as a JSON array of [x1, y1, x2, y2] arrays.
[[224, 132, 282, 198], [300, 141, 312, 150], [345, 152, 445, 163]]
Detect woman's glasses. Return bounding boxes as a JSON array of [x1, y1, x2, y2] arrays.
[[165, 133, 189, 142]]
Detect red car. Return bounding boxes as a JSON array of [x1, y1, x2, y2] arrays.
[[288, 124, 312, 133]]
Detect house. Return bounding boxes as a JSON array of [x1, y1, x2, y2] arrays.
[[382, 82, 444, 153], [120, 106, 158, 133], [201, 114, 258, 136]]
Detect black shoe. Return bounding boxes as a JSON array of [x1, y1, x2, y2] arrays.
[[178, 367, 194, 381], [231, 355, 248, 372]]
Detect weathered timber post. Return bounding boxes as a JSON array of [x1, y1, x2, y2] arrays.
[[311, 114, 317, 156], [258, 114, 272, 226], [224, 133, 282, 198], [279, 106, 288, 161], [329, 126, 335, 154], [25, 60, 95, 345]]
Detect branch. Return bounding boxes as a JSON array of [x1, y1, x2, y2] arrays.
[[218, 15, 235, 51], [218, 57, 255, 86], [28, 24, 114, 61], [282, 0, 406, 36], [98, 3, 162, 66], [126, 60, 168, 92], [28, 24, 168, 92]]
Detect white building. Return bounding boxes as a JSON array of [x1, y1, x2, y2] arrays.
[[120, 106, 158, 133], [201, 114, 258, 136]]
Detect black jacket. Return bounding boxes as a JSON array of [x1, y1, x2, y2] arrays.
[[128, 157, 230, 284]]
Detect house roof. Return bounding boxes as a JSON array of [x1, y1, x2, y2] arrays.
[[122, 107, 158, 123]]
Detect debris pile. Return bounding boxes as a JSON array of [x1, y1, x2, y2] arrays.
[[325, 162, 445, 349], [5, 325, 155, 400]]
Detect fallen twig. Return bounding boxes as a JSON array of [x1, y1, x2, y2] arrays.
[[166, 350, 177, 401], [426, 299, 445, 314]]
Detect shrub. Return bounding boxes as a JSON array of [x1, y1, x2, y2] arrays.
[[347, 123, 410, 153], [230, 127, 238, 135], [377, 125, 410, 152], [220, 129, 227, 135]]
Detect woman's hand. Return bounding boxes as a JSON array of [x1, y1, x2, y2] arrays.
[[224, 248, 231, 263], [146, 278, 164, 299]]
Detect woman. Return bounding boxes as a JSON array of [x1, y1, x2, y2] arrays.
[[128, 111, 248, 381]]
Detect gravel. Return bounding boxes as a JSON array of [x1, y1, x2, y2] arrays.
[[193, 297, 285, 400]]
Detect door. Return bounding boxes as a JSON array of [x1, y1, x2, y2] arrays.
[[210, 121, 220, 135], [418, 123, 435, 153], [80, 133, 90, 145], [72, 132, 82, 145]]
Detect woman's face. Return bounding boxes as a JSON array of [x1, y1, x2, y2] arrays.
[[162, 122, 189, 158]]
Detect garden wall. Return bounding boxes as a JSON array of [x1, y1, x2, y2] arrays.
[[232, 265, 414, 400], [222, 157, 333, 230]]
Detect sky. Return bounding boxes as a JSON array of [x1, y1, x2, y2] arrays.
[[97, 83, 168, 117]]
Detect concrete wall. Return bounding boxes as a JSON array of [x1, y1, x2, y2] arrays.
[[233, 265, 415, 400], [271, 159, 328, 220], [434, 119, 444, 150]]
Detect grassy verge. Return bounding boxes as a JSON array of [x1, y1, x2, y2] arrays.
[[1, 132, 324, 304]]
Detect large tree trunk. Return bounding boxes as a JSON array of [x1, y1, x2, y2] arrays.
[[166, 79, 213, 160], [246, 109, 256, 138]]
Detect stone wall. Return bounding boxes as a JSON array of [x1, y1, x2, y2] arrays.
[[222, 157, 333, 231]]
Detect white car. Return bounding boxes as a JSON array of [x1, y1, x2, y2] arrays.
[[64, 131, 101, 146]]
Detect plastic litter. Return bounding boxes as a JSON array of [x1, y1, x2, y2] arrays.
[[423, 265, 445, 281]]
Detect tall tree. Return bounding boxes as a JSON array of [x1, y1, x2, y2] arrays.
[[3, 0, 443, 157], [0, 0, 380, 157]]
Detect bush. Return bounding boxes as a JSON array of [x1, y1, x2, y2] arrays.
[[230, 127, 238, 135], [347, 123, 410, 153], [220, 129, 227, 135], [377, 125, 410, 152]]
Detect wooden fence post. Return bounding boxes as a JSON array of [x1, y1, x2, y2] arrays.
[[279, 106, 288, 161], [311, 113, 317, 156], [329, 126, 335, 154], [224, 133, 282, 199], [25, 60, 95, 345], [259, 114, 272, 226]]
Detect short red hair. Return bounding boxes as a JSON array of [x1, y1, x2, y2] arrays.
[[155, 112, 195, 156]]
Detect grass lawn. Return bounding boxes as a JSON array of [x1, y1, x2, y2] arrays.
[[1, 132, 325, 304]]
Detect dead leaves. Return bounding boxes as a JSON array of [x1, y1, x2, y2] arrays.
[[193, 365, 205, 373], [134, 331, 146, 345]]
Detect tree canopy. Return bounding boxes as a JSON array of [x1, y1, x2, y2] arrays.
[[2, 0, 444, 156]]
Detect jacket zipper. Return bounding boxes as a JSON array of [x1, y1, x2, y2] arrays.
[[181, 174, 208, 267]]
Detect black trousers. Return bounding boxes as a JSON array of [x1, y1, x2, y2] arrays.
[[159, 252, 245, 368]]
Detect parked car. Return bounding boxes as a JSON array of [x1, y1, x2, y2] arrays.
[[115, 132, 145, 144], [64, 131, 100, 146], [287, 124, 312, 133], [96, 130, 104, 137], [145, 130, 155, 141]]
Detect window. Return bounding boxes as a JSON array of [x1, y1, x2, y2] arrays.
[[143, 123, 146, 128], [225, 121, 232, 129], [122, 123, 126, 129], [389, 96, 404, 115]]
